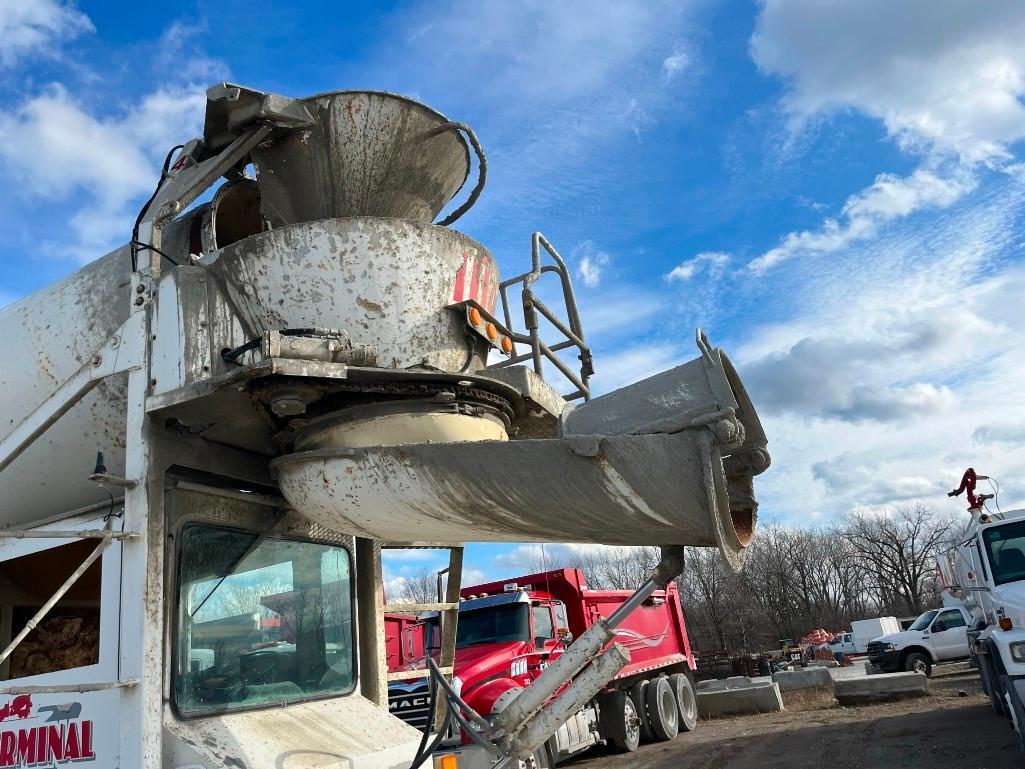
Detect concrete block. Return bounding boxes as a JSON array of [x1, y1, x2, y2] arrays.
[[807, 660, 840, 668], [772, 666, 833, 691], [697, 676, 752, 692], [697, 682, 784, 717], [835, 671, 928, 705]]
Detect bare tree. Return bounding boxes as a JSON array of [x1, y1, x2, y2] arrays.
[[844, 505, 954, 615], [394, 567, 439, 605]]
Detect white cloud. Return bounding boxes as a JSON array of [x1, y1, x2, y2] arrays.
[[662, 49, 690, 79], [0, 0, 92, 67], [974, 423, 1025, 447], [665, 251, 730, 281], [751, 0, 1025, 163], [747, 0, 1025, 276], [749, 168, 975, 273], [0, 83, 207, 261], [734, 177, 1025, 521], [572, 240, 611, 288]]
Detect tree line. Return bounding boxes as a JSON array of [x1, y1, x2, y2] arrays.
[[393, 505, 966, 655]]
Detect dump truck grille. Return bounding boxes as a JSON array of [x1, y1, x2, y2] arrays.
[[388, 680, 432, 732]]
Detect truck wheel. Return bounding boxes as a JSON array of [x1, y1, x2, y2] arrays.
[[530, 746, 552, 768], [645, 676, 679, 742], [981, 656, 1007, 716], [607, 693, 642, 752], [629, 680, 654, 743], [903, 652, 931, 677], [1000, 674, 1025, 754], [669, 673, 698, 732]]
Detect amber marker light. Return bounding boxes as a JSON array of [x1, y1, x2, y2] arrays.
[[486, 322, 498, 340], [1000, 617, 1014, 631], [501, 336, 513, 353], [469, 307, 482, 326]]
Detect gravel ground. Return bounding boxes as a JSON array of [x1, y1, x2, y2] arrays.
[[564, 665, 1021, 769]]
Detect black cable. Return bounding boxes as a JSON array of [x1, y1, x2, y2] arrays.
[[409, 666, 437, 767], [221, 329, 324, 365], [131, 144, 185, 272], [129, 240, 180, 268]]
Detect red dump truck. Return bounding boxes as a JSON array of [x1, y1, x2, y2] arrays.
[[388, 568, 698, 763]]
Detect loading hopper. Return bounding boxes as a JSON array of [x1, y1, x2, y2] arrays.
[[249, 90, 472, 226]]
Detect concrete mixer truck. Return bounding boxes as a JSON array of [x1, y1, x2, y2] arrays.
[[0, 83, 770, 769], [939, 468, 1025, 756]]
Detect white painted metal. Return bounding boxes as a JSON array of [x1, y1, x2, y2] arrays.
[[0, 248, 131, 528], [203, 217, 499, 373]]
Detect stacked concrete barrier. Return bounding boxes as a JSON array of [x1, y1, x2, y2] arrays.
[[835, 671, 929, 705], [772, 666, 833, 691], [697, 679, 784, 717]]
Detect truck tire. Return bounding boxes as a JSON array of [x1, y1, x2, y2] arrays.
[[669, 673, 698, 732], [980, 655, 1007, 716], [645, 676, 679, 742], [605, 692, 642, 753], [903, 652, 931, 677], [1000, 674, 1025, 754], [629, 680, 654, 743]]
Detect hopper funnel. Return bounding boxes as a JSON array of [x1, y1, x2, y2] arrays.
[[249, 90, 479, 227]]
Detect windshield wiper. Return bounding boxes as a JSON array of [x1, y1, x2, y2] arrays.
[[190, 511, 284, 619]]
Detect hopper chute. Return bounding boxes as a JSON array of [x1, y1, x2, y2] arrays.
[[244, 90, 480, 227], [271, 331, 770, 567]]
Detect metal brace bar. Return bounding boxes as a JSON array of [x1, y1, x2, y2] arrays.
[[382, 602, 459, 613], [386, 667, 453, 681], [0, 530, 138, 540], [0, 680, 138, 695]]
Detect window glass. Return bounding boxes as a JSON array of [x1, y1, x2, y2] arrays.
[[909, 610, 938, 631], [983, 521, 1025, 586], [175, 525, 353, 716], [935, 610, 966, 629], [552, 601, 569, 633], [532, 604, 555, 642], [452, 604, 529, 648]]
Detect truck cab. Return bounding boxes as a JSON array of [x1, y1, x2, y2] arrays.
[[867, 607, 971, 675], [826, 633, 856, 656], [390, 569, 699, 761]]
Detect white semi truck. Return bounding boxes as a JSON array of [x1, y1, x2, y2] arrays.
[[939, 468, 1025, 755], [0, 84, 771, 768]]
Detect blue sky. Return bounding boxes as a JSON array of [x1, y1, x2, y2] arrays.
[[3, 0, 1025, 589]]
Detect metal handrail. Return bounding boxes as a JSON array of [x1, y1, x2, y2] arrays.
[[490, 232, 593, 400]]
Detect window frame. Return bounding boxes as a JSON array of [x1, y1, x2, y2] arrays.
[[170, 522, 357, 720], [531, 602, 556, 647], [933, 609, 966, 631]]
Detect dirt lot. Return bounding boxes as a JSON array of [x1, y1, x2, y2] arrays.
[[566, 665, 1021, 769]]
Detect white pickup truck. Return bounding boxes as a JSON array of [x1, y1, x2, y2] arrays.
[[866, 606, 972, 676]]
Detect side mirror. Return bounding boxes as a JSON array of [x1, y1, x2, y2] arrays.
[[558, 628, 574, 645]]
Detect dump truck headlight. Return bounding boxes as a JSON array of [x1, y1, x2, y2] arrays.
[[1010, 642, 1025, 663]]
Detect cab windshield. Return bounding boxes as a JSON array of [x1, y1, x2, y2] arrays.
[[983, 520, 1025, 586], [174, 524, 354, 716], [429, 603, 530, 649], [909, 610, 938, 631]]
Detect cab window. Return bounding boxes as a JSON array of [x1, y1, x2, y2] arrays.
[[933, 610, 966, 631], [174, 524, 354, 716], [532, 604, 555, 646]]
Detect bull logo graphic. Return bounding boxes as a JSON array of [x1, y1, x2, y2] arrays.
[[0, 696, 31, 723]]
